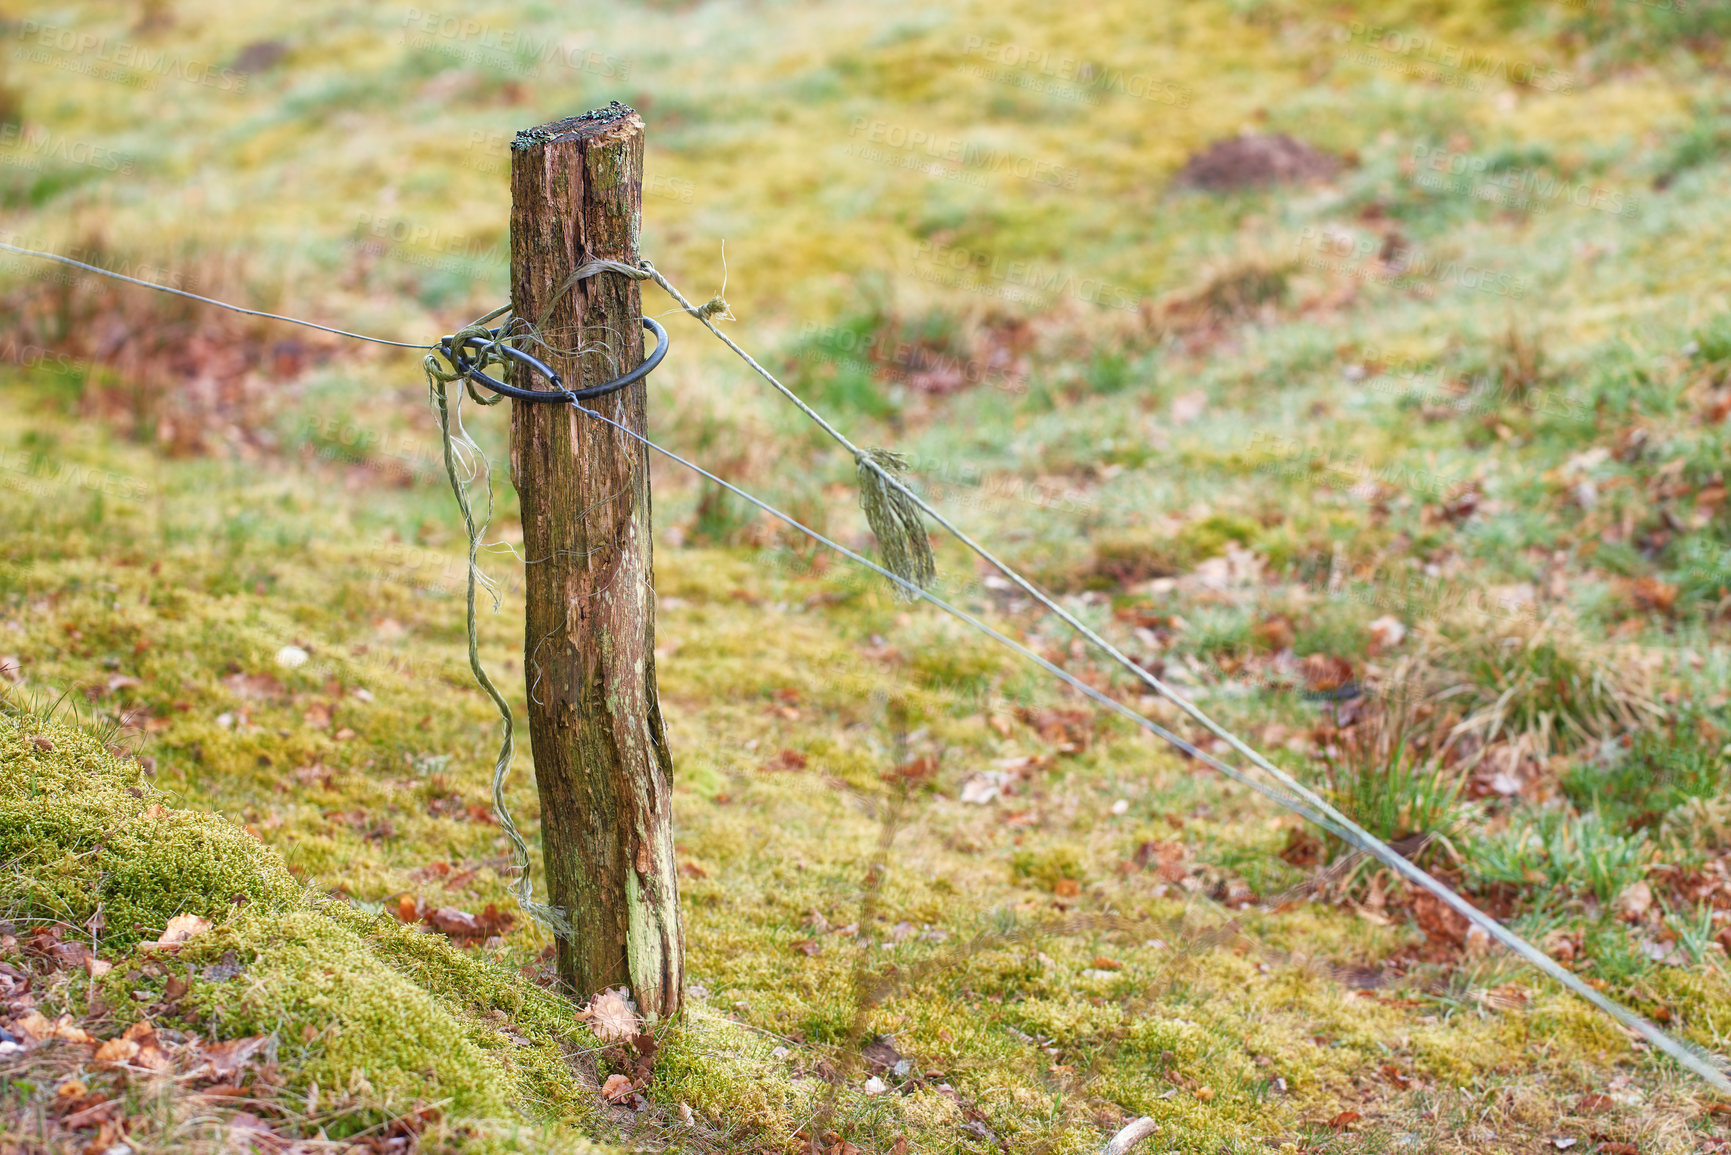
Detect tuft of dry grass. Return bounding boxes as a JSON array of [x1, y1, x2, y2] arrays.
[[1436, 614, 1664, 770]]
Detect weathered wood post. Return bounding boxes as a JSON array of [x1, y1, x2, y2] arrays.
[[507, 105, 682, 1019]]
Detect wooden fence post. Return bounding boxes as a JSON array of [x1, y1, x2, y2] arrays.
[[507, 105, 682, 1019]]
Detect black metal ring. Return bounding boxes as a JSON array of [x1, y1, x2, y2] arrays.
[[442, 316, 668, 404]]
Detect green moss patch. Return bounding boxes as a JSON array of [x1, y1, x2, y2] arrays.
[[0, 709, 610, 1152]]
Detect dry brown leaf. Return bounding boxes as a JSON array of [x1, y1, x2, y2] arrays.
[[600, 1073, 634, 1102], [144, 913, 212, 950], [12, 1011, 52, 1042], [421, 904, 512, 942], [579, 987, 638, 1043], [135, 1044, 173, 1072], [1253, 616, 1296, 651], [1135, 840, 1191, 884], [1631, 577, 1678, 615], [190, 1035, 269, 1081], [33, 1014, 98, 1045], [424, 907, 482, 937], [222, 671, 285, 700], [1614, 882, 1653, 920], [93, 1037, 140, 1065], [762, 749, 808, 772], [1301, 653, 1355, 693]]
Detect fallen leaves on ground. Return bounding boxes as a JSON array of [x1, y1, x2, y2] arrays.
[[1630, 576, 1679, 615], [861, 1036, 903, 1073], [578, 987, 639, 1043], [1278, 827, 1324, 869], [422, 904, 513, 942], [1300, 653, 1355, 694], [188, 1034, 271, 1081], [1134, 840, 1191, 885], [2, 927, 285, 1152], [15, 1012, 98, 1046], [393, 897, 514, 945], [143, 913, 212, 951], [221, 670, 286, 700], [763, 748, 809, 772], [1400, 887, 1470, 960], [1016, 706, 1093, 753]]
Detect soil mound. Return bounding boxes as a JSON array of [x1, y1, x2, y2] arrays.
[[1174, 132, 1342, 191]]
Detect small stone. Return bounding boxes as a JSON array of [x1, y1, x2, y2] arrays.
[[862, 1076, 888, 1095], [275, 645, 309, 669]]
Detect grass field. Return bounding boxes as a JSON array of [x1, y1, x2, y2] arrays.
[[4, 0, 1731, 1152]]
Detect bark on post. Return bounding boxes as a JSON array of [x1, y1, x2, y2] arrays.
[[507, 105, 682, 1019]]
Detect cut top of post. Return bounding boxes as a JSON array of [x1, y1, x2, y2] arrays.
[[512, 102, 638, 151]]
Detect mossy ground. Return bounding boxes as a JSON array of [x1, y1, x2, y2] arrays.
[[4, 0, 1731, 1152]]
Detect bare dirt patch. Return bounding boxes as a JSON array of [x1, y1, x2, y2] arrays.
[[1173, 133, 1343, 191]]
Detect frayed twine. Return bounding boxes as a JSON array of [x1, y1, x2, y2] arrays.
[[855, 449, 934, 601], [424, 321, 574, 941], [693, 295, 733, 321]]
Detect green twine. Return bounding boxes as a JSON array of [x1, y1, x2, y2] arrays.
[[423, 319, 573, 941]]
